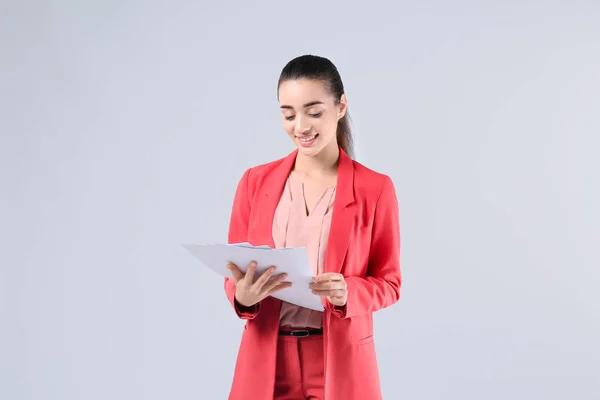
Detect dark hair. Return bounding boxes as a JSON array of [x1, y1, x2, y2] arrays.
[[277, 54, 354, 158]]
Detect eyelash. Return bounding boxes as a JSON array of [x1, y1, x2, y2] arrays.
[[285, 112, 323, 121]]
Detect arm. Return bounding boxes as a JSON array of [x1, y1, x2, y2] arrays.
[[224, 168, 261, 319], [330, 175, 401, 319]]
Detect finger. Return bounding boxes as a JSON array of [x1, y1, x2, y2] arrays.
[[226, 263, 244, 283], [314, 273, 344, 282], [262, 273, 288, 292], [267, 281, 293, 295], [312, 289, 346, 297], [244, 261, 257, 285], [310, 281, 345, 290], [253, 266, 276, 288], [311, 289, 346, 297]]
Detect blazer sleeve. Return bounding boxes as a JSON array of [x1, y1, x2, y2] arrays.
[[330, 175, 401, 319], [224, 168, 261, 320]]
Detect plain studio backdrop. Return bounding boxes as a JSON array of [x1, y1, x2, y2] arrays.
[[1, 1, 599, 399]]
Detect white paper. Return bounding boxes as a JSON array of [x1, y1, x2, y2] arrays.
[[182, 243, 324, 311]]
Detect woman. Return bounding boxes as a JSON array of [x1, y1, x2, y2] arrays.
[[223, 54, 401, 400]]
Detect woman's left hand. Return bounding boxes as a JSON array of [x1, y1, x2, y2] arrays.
[[310, 273, 348, 307]]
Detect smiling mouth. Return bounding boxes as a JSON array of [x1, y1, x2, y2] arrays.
[[297, 134, 318, 142]]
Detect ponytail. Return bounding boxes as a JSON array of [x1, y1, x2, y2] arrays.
[[336, 112, 354, 159]]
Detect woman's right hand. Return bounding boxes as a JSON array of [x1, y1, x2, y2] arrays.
[[226, 261, 292, 307]]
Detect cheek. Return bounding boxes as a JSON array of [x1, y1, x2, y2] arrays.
[[284, 122, 295, 135], [281, 118, 292, 133], [316, 118, 336, 137]]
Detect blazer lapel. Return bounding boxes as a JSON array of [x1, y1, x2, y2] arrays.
[[325, 148, 355, 274], [252, 149, 298, 248], [251, 146, 355, 275]]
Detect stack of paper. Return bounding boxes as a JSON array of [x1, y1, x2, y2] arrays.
[[182, 242, 324, 311]]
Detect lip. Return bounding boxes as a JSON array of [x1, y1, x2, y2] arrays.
[[296, 133, 318, 147]]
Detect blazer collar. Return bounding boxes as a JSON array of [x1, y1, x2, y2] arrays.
[[265, 146, 355, 209], [257, 146, 356, 275]]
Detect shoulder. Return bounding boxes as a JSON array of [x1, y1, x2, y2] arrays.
[[350, 159, 397, 201], [236, 154, 290, 195], [244, 155, 287, 182], [246, 156, 286, 178]]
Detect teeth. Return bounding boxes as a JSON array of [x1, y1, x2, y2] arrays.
[[299, 135, 316, 142]]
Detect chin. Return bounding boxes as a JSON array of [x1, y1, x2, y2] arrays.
[[297, 146, 322, 156], [296, 140, 325, 157]]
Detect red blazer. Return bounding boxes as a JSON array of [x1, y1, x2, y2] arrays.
[[224, 147, 401, 400]]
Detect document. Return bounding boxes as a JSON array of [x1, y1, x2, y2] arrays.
[[182, 242, 324, 311]]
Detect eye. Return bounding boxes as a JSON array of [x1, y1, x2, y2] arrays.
[[284, 115, 295, 121], [309, 112, 323, 118]]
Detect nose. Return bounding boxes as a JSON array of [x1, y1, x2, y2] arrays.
[[294, 116, 311, 134]]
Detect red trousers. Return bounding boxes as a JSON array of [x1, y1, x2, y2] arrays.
[[274, 334, 325, 400]]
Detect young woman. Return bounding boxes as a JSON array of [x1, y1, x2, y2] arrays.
[[223, 54, 401, 400]]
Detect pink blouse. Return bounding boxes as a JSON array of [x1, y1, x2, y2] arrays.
[[272, 175, 336, 329]]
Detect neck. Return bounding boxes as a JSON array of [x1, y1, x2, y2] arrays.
[[294, 144, 340, 175]]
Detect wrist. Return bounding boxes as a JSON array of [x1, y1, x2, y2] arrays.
[[234, 295, 255, 309]]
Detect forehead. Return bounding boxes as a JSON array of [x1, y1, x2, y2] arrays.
[[278, 79, 330, 107]]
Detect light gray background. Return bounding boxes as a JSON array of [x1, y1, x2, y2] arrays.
[[1, 1, 599, 399]]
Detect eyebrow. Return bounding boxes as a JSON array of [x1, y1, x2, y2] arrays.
[[280, 101, 324, 109]]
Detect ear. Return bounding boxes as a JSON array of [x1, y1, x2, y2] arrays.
[[338, 94, 348, 119]]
